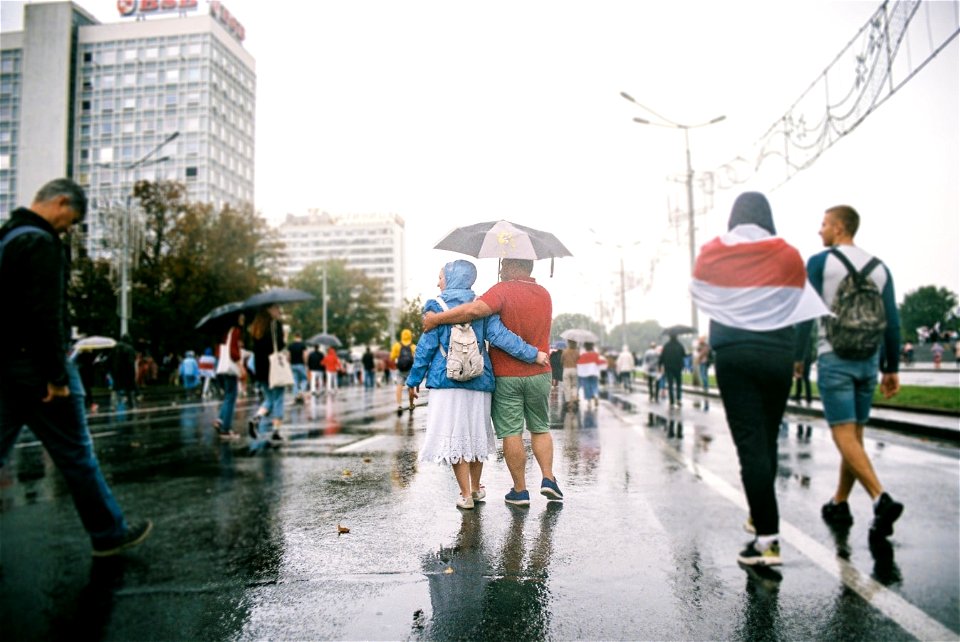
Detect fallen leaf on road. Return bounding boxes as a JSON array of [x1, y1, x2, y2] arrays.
[[362, 457, 372, 463], [337, 524, 350, 534], [342, 469, 352, 477], [443, 566, 454, 574]]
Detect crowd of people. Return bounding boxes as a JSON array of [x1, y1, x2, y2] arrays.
[[0, 178, 923, 576]]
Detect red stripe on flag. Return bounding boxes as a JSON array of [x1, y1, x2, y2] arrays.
[[694, 237, 806, 288]]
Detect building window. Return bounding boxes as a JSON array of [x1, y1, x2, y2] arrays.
[[185, 166, 198, 180], [98, 147, 113, 163], [0, 154, 9, 170], [164, 68, 179, 83], [83, 51, 93, 63], [82, 100, 91, 112]]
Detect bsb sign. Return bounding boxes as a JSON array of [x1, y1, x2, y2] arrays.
[[117, 0, 245, 43], [117, 0, 199, 17]]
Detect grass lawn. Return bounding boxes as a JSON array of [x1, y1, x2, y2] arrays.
[[677, 375, 960, 414]]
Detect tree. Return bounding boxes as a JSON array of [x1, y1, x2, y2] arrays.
[[288, 259, 389, 348], [550, 313, 605, 343], [68, 256, 118, 338], [899, 286, 959, 341], [607, 320, 665, 353], [396, 296, 425, 343]]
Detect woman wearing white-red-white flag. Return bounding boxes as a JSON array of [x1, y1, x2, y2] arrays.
[[690, 192, 829, 569]]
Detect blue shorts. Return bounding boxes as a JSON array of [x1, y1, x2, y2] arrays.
[[817, 351, 879, 426]]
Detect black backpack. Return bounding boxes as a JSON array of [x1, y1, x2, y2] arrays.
[[825, 248, 887, 360], [396, 343, 414, 371]]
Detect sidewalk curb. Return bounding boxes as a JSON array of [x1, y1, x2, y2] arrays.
[[603, 386, 960, 443]]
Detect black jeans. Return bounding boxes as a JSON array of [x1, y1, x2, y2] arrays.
[[664, 368, 682, 404], [714, 345, 793, 537]]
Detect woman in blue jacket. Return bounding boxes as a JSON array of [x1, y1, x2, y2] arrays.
[[407, 260, 547, 510]]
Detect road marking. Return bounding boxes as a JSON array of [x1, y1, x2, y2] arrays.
[[624, 416, 957, 641], [334, 434, 389, 453]]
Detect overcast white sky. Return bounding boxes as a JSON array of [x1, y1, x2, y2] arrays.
[[4, 0, 958, 331]]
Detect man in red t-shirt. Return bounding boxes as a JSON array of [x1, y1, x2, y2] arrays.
[[423, 258, 561, 506]]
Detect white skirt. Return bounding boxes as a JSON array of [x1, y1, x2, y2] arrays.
[[419, 388, 497, 465]]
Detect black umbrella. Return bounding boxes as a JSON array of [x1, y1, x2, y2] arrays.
[[661, 324, 698, 336], [195, 301, 247, 331], [306, 333, 342, 348], [243, 288, 315, 309]]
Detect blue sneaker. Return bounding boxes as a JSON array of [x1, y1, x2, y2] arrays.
[[540, 477, 563, 501], [504, 488, 530, 506]]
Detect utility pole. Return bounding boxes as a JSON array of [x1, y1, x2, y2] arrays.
[[620, 92, 724, 332]]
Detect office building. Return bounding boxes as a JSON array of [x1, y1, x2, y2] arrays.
[[275, 211, 407, 311], [0, 1, 255, 254]]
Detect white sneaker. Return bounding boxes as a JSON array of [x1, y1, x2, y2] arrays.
[[457, 495, 475, 510], [472, 486, 486, 501]]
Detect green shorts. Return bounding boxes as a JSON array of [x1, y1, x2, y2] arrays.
[[491, 373, 552, 438]]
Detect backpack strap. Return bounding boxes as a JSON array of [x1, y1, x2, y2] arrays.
[[830, 247, 882, 283], [0, 225, 52, 270], [433, 297, 449, 357]]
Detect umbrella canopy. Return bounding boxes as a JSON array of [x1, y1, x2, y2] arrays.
[[661, 324, 698, 336], [560, 328, 598, 344], [433, 220, 573, 260], [72, 336, 117, 351], [306, 333, 342, 348], [243, 288, 315, 309], [195, 301, 247, 331], [550, 339, 567, 350]]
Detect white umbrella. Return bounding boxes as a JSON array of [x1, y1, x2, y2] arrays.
[[72, 336, 117, 351], [560, 329, 598, 344]]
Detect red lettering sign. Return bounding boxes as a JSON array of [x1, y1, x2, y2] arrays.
[[117, 0, 199, 17]]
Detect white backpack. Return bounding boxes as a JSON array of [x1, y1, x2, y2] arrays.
[[433, 298, 485, 381]]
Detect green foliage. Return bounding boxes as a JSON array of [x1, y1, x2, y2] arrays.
[[396, 296, 425, 343], [122, 182, 280, 356], [607, 320, 666, 353], [899, 286, 959, 340], [288, 259, 389, 348], [68, 256, 117, 338], [550, 313, 605, 343]]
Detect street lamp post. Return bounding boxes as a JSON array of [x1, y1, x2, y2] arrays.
[[118, 131, 179, 337], [620, 92, 724, 332]]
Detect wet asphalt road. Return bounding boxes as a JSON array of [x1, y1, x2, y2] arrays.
[[1, 383, 957, 641]]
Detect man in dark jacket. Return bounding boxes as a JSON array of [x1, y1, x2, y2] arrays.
[[111, 334, 138, 409], [0, 178, 152, 557], [659, 333, 686, 407]]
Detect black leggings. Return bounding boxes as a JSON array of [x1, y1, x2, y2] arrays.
[[714, 346, 793, 537]]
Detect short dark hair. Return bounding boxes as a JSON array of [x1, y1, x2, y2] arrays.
[[502, 258, 534, 275], [826, 205, 859, 237], [34, 178, 87, 221]]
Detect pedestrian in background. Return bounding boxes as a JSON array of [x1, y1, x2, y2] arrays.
[[408, 260, 546, 509], [213, 312, 244, 440], [616, 345, 635, 392], [693, 336, 712, 406], [362, 345, 376, 390], [691, 191, 829, 567], [422, 258, 562, 507], [111, 334, 138, 409], [247, 304, 287, 450], [179, 350, 201, 399], [793, 329, 815, 405], [307, 344, 324, 396], [198, 347, 217, 398], [796, 204, 904, 541], [287, 333, 309, 402], [642, 342, 660, 402], [659, 334, 686, 408], [0, 177, 152, 557], [392, 328, 417, 413], [560, 339, 580, 410], [322, 345, 341, 395], [576, 342, 604, 409]]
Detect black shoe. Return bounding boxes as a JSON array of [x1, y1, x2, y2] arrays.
[[92, 520, 153, 557], [271, 431, 284, 442], [247, 418, 259, 440], [870, 492, 904, 537], [821, 499, 854, 528]]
